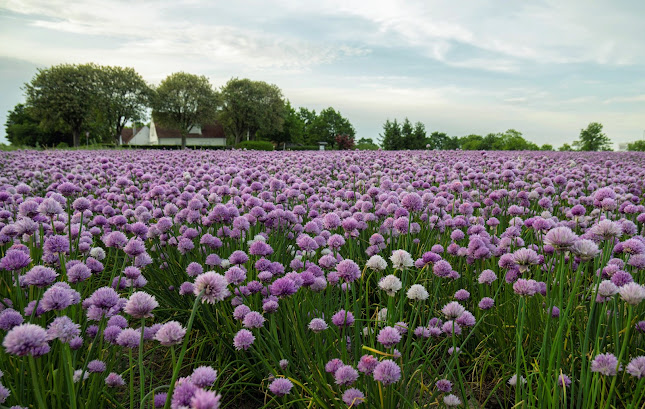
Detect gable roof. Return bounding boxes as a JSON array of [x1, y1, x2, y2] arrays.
[[156, 123, 226, 139], [121, 128, 135, 144]]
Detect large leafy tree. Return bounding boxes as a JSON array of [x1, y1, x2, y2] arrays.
[[427, 131, 449, 150], [218, 78, 285, 145], [5, 103, 70, 147], [307, 107, 355, 148], [152, 72, 219, 149], [379, 119, 403, 150], [261, 101, 305, 149], [24, 63, 100, 147], [627, 140, 645, 151], [95, 66, 151, 145], [574, 122, 612, 151]]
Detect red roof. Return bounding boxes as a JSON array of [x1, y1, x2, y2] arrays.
[[156, 123, 226, 139], [121, 128, 135, 144]]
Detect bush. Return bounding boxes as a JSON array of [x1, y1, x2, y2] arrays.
[[235, 140, 274, 151], [355, 143, 379, 150], [288, 145, 320, 151]]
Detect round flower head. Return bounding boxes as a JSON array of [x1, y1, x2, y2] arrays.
[[478, 269, 497, 285], [124, 292, 158, 318], [332, 309, 354, 327], [105, 372, 125, 387], [155, 321, 186, 346], [454, 289, 470, 301], [308, 318, 328, 332], [88, 359, 106, 373], [544, 226, 577, 251], [407, 284, 429, 301], [377, 326, 402, 348], [572, 239, 600, 261], [513, 279, 537, 296], [366, 255, 387, 271], [242, 311, 265, 329], [0, 249, 31, 271], [443, 394, 462, 407], [335, 365, 359, 386], [442, 302, 465, 319], [626, 356, 645, 378], [390, 250, 413, 270], [379, 275, 402, 296], [342, 388, 365, 406], [3, 323, 50, 356], [23, 266, 58, 287], [508, 374, 527, 386], [557, 374, 572, 387], [190, 389, 221, 409], [0, 309, 23, 330], [436, 379, 452, 392], [269, 378, 293, 396], [233, 329, 255, 350], [194, 272, 230, 304], [619, 282, 645, 305], [47, 316, 80, 343], [591, 353, 619, 376], [478, 297, 495, 310], [373, 360, 401, 385], [336, 259, 361, 282], [191, 366, 218, 387], [358, 354, 379, 375], [116, 328, 140, 349]]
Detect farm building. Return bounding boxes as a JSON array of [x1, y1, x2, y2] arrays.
[[122, 120, 227, 146]]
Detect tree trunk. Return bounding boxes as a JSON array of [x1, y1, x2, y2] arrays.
[[181, 133, 187, 149], [72, 129, 80, 147]]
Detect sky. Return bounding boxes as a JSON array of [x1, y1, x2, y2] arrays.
[[1, 0, 644, 148]]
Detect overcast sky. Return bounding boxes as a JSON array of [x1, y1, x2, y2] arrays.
[[1, 0, 644, 147]]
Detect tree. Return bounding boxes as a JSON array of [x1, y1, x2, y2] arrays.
[[218, 78, 285, 145], [307, 107, 355, 148], [460, 134, 484, 150], [152, 72, 219, 149], [427, 131, 449, 150], [540, 144, 554, 151], [355, 137, 379, 150], [95, 66, 151, 146], [627, 140, 645, 151], [5, 103, 70, 147], [261, 100, 304, 149], [559, 143, 573, 151], [575, 122, 612, 151], [380, 119, 402, 150], [400, 118, 427, 150], [24, 63, 100, 147], [335, 134, 355, 150]]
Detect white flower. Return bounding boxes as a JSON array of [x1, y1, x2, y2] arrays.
[[220, 259, 231, 269], [366, 255, 387, 271], [377, 308, 388, 322], [442, 302, 465, 319], [407, 284, 429, 301], [321, 248, 332, 255], [89, 247, 106, 261], [619, 282, 645, 305], [507, 374, 527, 386], [74, 369, 90, 383], [443, 394, 462, 407], [597, 280, 618, 298], [182, 172, 191, 181], [379, 275, 402, 296], [390, 250, 413, 270]]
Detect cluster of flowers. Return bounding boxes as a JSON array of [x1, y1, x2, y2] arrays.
[[0, 149, 644, 407]]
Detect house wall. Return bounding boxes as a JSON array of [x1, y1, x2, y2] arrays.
[[127, 127, 151, 145], [159, 138, 226, 146]]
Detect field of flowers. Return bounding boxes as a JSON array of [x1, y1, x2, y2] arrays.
[[0, 149, 644, 408]]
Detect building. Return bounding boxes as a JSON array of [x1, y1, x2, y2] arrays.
[[122, 119, 226, 146]]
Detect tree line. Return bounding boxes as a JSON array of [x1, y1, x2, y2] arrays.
[[378, 119, 614, 152], [5, 64, 356, 149]]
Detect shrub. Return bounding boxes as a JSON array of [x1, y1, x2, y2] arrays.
[[235, 140, 274, 151]]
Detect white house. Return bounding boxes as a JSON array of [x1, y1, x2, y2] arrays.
[[123, 119, 226, 146]]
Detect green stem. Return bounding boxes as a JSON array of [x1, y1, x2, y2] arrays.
[[139, 317, 146, 406], [28, 355, 47, 409]]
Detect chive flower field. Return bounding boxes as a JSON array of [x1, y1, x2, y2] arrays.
[[0, 149, 644, 408]]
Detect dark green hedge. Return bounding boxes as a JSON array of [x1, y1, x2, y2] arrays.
[[235, 141, 274, 151]]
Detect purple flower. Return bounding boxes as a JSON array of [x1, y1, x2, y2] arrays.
[[105, 372, 125, 387], [513, 279, 537, 296], [358, 355, 378, 375], [377, 326, 401, 348], [626, 356, 645, 378], [242, 311, 265, 329], [270, 277, 298, 297], [22, 266, 58, 287], [3, 323, 50, 356], [591, 353, 619, 376], [454, 289, 470, 301], [342, 388, 365, 406], [116, 328, 140, 349], [336, 259, 361, 282], [335, 365, 359, 385], [436, 379, 452, 392], [544, 227, 577, 251], [557, 374, 572, 387], [478, 297, 495, 310], [478, 269, 497, 284], [233, 329, 255, 350], [88, 359, 106, 373], [194, 272, 230, 304], [0, 309, 23, 330], [191, 366, 218, 387], [0, 249, 31, 271], [225, 267, 247, 285], [229, 250, 249, 265], [124, 292, 158, 319], [268, 378, 293, 397], [325, 358, 344, 373], [172, 378, 199, 408], [155, 321, 186, 346], [373, 360, 401, 385], [308, 318, 328, 332], [331, 310, 354, 327], [190, 389, 221, 409], [47, 316, 80, 343]]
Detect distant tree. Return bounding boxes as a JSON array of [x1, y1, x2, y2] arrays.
[[460, 134, 484, 150], [575, 122, 612, 151], [480, 133, 499, 150], [400, 119, 426, 149], [427, 131, 449, 150], [24, 63, 100, 147], [559, 143, 573, 151], [95, 66, 151, 145], [5, 103, 71, 147], [540, 144, 554, 151], [355, 137, 379, 150], [218, 78, 285, 145], [152, 72, 219, 149], [445, 136, 461, 150], [307, 107, 355, 148], [627, 140, 645, 151], [380, 119, 403, 150], [335, 134, 355, 150], [261, 100, 304, 149]]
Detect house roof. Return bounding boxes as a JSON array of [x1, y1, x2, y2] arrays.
[[121, 128, 135, 144], [156, 123, 226, 139]]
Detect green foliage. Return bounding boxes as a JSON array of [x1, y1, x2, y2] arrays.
[[5, 103, 71, 147], [459, 134, 484, 150], [287, 145, 320, 151], [305, 107, 355, 148], [94, 66, 151, 145], [379, 119, 403, 150], [627, 140, 645, 151], [152, 72, 219, 149], [260, 100, 304, 148], [559, 143, 573, 151], [541, 144, 554, 151], [234, 140, 274, 151], [218, 78, 285, 145], [380, 118, 426, 150], [24, 63, 100, 147], [574, 122, 612, 151], [355, 138, 379, 150]]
